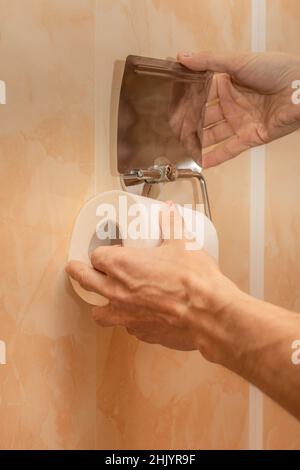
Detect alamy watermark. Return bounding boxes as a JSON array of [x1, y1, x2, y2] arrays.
[[0, 80, 6, 104], [291, 80, 300, 105], [291, 339, 300, 365], [94, 196, 207, 251], [0, 340, 6, 365]]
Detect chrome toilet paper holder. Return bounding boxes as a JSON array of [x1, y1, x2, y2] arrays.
[[117, 55, 213, 220]]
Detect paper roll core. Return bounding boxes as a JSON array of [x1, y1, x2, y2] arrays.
[[88, 220, 123, 258]]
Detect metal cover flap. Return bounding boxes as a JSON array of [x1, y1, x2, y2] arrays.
[[117, 55, 213, 174]]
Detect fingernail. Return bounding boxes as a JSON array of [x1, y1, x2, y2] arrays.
[[180, 52, 193, 58]]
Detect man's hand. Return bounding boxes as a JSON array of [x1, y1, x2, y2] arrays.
[[178, 51, 300, 168], [66, 204, 242, 357], [66, 204, 300, 420]]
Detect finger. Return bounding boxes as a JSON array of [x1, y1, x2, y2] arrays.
[[92, 304, 126, 327], [92, 244, 156, 293], [133, 334, 158, 345], [169, 99, 204, 162], [66, 260, 122, 299], [202, 135, 251, 168], [93, 304, 152, 328], [126, 328, 158, 345], [207, 74, 218, 102], [207, 73, 232, 104], [126, 327, 137, 336], [91, 245, 151, 290], [90, 245, 131, 278], [66, 260, 107, 292], [177, 51, 242, 75], [204, 102, 224, 127], [203, 121, 234, 148]]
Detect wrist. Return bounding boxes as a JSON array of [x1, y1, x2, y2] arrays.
[[191, 273, 261, 374], [213, 293, 262, 375], [196, 285, 294, 385]]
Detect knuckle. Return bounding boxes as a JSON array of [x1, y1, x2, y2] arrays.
[[90, 249, 101, 267], [97, 250, 113, 271], [91, 246, 121, 272], [117, 274, 141, 297], [111, 286, 131, 304]]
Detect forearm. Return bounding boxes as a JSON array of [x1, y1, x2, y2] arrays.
[[194, 286, 300, 419]]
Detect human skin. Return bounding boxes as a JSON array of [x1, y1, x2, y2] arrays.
[[178, 51, 300, 168], [66, 52, 300, 420]]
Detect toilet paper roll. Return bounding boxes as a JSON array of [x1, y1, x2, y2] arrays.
[[68, 190, 218, 306]]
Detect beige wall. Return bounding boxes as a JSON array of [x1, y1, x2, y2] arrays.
[[264, 0, 300, 450], [0, 0, 299, 450], [0, 0, 96, 449]]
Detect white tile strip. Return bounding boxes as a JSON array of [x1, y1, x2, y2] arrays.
[[249, 0, 266, 451]]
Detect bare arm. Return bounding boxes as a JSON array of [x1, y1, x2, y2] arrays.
[[66, 204, 300, 421], [203, 291, 300, 419]]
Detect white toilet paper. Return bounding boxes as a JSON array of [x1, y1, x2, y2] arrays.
[[68, 190, 218, 306]]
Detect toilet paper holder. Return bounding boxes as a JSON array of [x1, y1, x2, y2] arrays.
[[117, 55, 213, 220]]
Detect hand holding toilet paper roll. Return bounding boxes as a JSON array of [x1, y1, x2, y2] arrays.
[[68, 190, 218, 306]]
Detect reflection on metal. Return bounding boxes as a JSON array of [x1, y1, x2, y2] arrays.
[[117, 55, 213, 219]]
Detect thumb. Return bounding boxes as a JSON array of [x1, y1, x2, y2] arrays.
[[177, 51, 240, 75]]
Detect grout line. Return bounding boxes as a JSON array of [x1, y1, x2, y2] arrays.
[[94, 0, 98, 449], [94, 0, 99, 197], [251, 0, 266, 53], [249, 0, 266, 451]]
